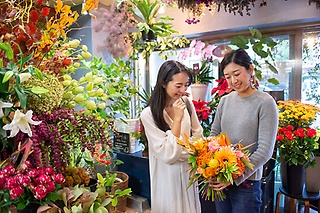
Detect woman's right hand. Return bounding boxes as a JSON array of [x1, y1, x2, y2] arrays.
[[172, 98, 186, 122]]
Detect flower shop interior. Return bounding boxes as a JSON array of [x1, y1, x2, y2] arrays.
[[0, 0, 320, 213]]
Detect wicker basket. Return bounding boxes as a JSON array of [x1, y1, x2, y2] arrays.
[[110, 171, 129, 212]]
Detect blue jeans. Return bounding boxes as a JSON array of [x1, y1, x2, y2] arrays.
[[215, 180, 262, 213]]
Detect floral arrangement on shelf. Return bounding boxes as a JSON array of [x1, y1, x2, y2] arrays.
[[276, 100, 320, 166], [0, 160, 65, 211], [176, 133, 254, 201], [178, 39, 215, 85]]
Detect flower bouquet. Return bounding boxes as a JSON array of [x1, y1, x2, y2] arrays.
[[177, 133, 254, 201]]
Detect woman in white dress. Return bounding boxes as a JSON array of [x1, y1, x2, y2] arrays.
[[140, 60, 203, 213]]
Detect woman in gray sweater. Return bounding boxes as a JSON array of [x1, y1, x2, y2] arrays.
[[210, 49, 278, 213]]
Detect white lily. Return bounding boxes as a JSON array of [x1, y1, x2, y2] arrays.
[[3, 110, 42, 137], [18, 73, 32, 83], [0, 101, 13, 118]]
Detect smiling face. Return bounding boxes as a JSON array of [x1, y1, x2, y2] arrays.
[[163, 72, 189, 103], [223, 62, 254, 97]]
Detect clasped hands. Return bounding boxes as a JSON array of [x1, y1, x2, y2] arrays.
[[208, 177, 231, 191]]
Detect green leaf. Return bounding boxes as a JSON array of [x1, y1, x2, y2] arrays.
[[249, 27, 262, 40], [2, 71, 14, 83], [34, 67, 44, 80], [230, 36, 249, 49], [15, 87, 27, 111], [266, 61, 278, 74], [30, 86, 49, 94], [267, 78, 280, 85]]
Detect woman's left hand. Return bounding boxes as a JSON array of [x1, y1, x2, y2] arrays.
[[208, 177, 231, 191]]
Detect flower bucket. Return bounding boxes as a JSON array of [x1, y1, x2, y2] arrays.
[[190, 84, 208, 101], [281, 160, 305, 195], [305, 156, 320, 193]]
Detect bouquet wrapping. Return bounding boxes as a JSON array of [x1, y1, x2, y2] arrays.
[[177, 133, 254, 201]]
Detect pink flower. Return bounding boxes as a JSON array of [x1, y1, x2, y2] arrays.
[[27, 168, 38, 178], [45, 181, 55, 193], [9, 186, 24, 199], [5, 177, 18, 189], [33, 185, 47, 200], [37, 174, 51, 185], [0, 177, 5, 190], [19, 161, 32, 172], [3, 166, 15, 176], [52, 174, 65, 184], [45, 166, 54, 175], [16, 174, 31, 187]]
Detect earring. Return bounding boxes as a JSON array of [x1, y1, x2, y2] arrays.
[[251, 76, 256, 89]]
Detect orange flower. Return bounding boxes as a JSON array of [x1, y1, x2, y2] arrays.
[[214, 147, 237, 169], [232, 159, 245, 179], [203, 167, 216, 179], [217, 133, 231, 146]]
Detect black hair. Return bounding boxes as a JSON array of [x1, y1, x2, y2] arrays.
[[148, 60, 193, 132], [220, 48, 252, 73]]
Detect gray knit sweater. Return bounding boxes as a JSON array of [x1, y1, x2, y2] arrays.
[[210, 90, 278, 186]]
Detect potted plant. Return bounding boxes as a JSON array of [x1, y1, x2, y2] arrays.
[[275, 100, 320, 195], [178, 39, 215, 101]]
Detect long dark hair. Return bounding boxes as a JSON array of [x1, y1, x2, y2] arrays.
[[148, 60, 192, 132], [220, 48, 252, 73]]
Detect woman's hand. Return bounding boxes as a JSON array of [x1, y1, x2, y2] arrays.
[[208, 177, 231, 191], [172, 98, 186, 122]]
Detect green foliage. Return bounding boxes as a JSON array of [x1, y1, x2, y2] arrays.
[[231, 27, 279, 85], [192, 60, 215, 84], [0, 42, 47, 111]]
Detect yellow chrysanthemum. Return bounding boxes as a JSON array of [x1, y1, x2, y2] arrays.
[[208, 158, 219, 168], [214, 147, 237, 169]]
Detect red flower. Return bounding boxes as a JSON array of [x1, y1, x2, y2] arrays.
[[45, 166, 54, 175], [52, 174, 66, 184], [41, 7, 50, 17], [276, 134, 284, 141], [16, 174, 31, 187], [294, 128, 305, 138], [45, 181, 55, 193], [10, 186, 24, 200], [286, 125, 294, 131], [211, 77, 233, 96], [5, 177, 18, 189], [29, 10, 39, 22], [306, 128, 317, 138], [37, 0, 43, 5], [33, 185, 47, 200]]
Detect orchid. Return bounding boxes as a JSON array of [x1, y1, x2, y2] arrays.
[[0, 101, 13, 118], [2, 110, 41, 138]]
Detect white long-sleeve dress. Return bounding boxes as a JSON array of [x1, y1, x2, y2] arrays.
[[140, 98, 203, 213]]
